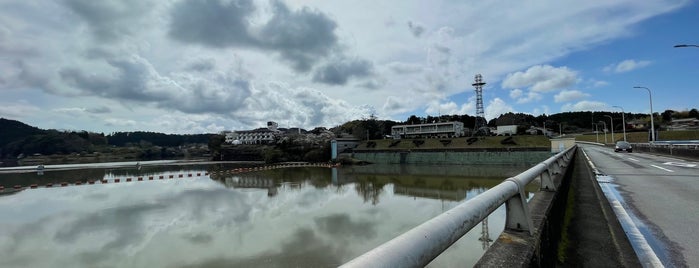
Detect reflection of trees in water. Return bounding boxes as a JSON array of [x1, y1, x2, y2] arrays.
[[354, 176, 386, 205]]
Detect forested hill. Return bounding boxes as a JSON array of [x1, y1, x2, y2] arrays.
[[0, 118, 45, 147], [107, 132, 213, 147], [0, 118, 214, 159]]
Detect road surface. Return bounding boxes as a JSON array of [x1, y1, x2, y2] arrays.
[[580, 144, 699, 267]]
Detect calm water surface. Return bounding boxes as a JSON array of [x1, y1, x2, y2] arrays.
[[0, 163, 533, 268]]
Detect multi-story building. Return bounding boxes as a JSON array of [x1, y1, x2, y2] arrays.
[[391, 121, 465, 139], [227, 121, 281, 145]]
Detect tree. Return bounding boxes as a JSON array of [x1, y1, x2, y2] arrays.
[[661, 109, 675, 122], [690, 109, 699, 119]]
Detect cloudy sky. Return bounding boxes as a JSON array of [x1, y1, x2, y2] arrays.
[[1, 0, 697, 134]]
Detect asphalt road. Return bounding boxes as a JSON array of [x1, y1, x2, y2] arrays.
[[580, 144, 699, 268]]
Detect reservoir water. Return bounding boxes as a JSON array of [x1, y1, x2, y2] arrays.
[[0, 162, 534, 267]]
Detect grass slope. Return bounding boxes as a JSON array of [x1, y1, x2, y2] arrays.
[[357, 135, 550, 150]]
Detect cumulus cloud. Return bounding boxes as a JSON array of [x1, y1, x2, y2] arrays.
[[0, 0, 688, 133], [485, 98, 514, 120], [64, 0, 155, 41], [59, 54, 252, 114], [425, 100, 474, 116], [407, 21, 425, 37], [241, 82, 372, 128], [516, 92, 543, 104], [554, 90, 589, 103], [312, 58, 374, 85], [502, 65, 578, 92], [169, 0, 339, 72], [509, 89, 524, 99], [561, 100, 607, 112], [589, 79, 609, 87], [508, 88, 541, 104], [603, 59, 651, 73]]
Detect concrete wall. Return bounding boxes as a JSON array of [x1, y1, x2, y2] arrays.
[[475, 150, 577, 267], [348, 149, 551, 165], [551, 138, 576, 153]]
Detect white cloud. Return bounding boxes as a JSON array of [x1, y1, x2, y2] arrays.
[[589, 79, 609, 88], [603, 59, 651, 73], [425, 100, 474, 116], [485, 98, 514, 120], [561, 100, 608, 112], [509, 89, 524, 99], [554, 90, 590, 103], [515, 91, 543, 104], [0, 102, 42, 119], [532, 105, 551, 116], [502, 65, 578, 92], [0, 0, 687, 133]]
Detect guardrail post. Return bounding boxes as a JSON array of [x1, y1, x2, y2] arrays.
[[539, 168, 556, 191], [551, 160, 561, 174], [504, 178, 533, 235]]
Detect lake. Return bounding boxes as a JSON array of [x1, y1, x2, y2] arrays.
[[0, 162, 533, 267]]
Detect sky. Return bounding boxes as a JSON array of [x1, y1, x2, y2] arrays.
[[1, 0, 697, 134]]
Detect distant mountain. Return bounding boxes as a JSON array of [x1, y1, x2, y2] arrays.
[[0, 118, 46, 147]]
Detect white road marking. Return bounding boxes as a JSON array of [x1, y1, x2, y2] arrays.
[[650, 165, 674, 172], [628, 158, 640, 162], [663, 162, 697, 168], [598, 177, 665, 268]]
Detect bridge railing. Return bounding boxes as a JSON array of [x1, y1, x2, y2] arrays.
[[340, 145, 578, 268]]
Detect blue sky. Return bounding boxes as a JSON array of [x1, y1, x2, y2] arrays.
[[0, 0, 696, 134]]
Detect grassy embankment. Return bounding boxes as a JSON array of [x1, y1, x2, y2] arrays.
[[356, 135, 551, 150], [573, 130, 699, 144]]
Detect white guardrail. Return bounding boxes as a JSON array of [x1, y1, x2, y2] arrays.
[[340, 145, 578, 268]]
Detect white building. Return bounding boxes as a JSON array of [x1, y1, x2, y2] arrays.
[[391, 122, 465, 139], [226, 121, 281, 145], [496, 125, 517, 136]]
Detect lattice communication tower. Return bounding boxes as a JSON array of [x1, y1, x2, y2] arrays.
[[472, 74, 487, 135]]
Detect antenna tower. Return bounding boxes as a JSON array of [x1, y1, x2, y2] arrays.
[[472, 74, 487, 135]]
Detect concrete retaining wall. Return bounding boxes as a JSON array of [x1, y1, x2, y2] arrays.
[[348, 149, 551, 165], [475, 150, 577, 267]]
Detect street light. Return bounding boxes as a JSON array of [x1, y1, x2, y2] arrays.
[[604, 115, 614, 142], [558, 122, 563, 136], [599, 121, 608, 144], [674, 44, 699, 48], [612, 106, 626, 142], [633, 86, 655, 142]]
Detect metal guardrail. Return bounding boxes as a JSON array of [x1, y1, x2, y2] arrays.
[[340, 145, 577, 268]]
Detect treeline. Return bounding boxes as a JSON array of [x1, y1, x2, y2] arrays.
[[331, 108, 699, 139], [0, 118, 213, 159], [107, 132, 213, 147]]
